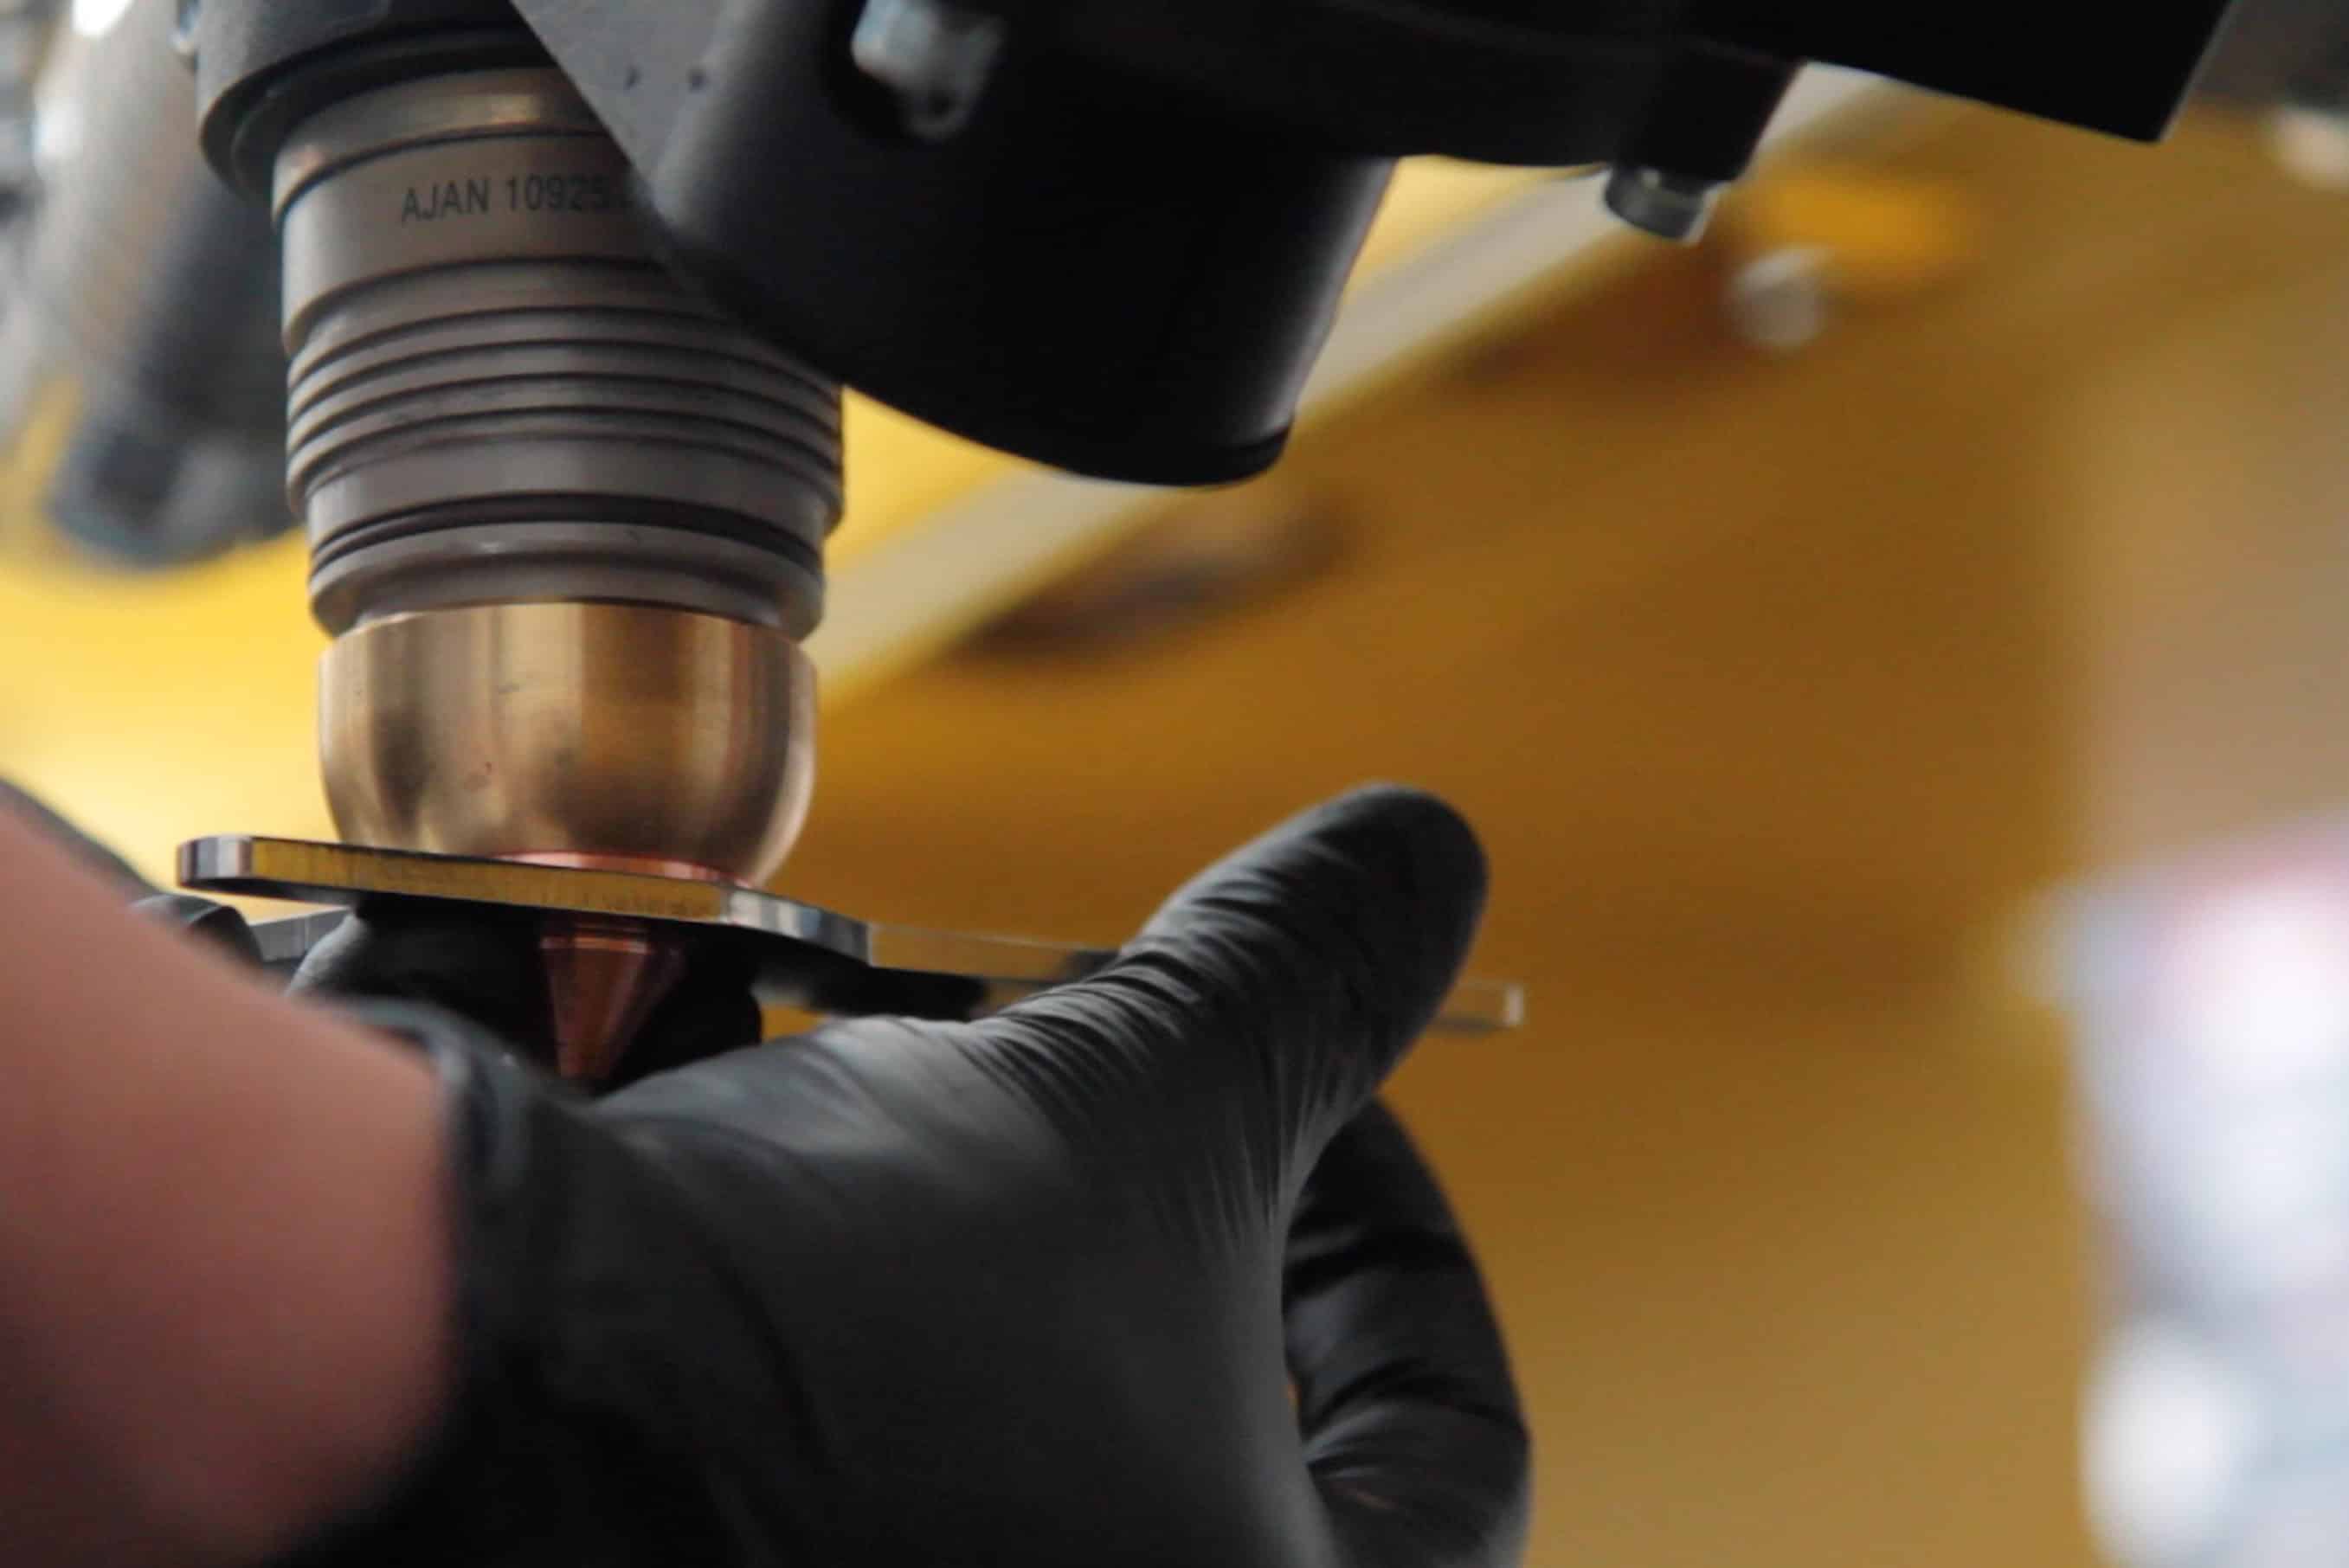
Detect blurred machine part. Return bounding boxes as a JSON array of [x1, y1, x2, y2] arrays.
[[0, 0, 288, 566], [1716, 170, 1988, 351], [2198, 0, 2349, 105], [2191, 0, 2349, 188], [972, 479, 1343, 655], [2068, 823, 2349, 1567], [0, 1, 55, 209]]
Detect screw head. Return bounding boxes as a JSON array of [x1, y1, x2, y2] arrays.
[[1604, 165, 1725, 245]]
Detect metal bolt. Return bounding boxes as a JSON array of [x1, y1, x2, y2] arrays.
[[1603, 164, 1725, 244], [852, 0, 1006, 141]]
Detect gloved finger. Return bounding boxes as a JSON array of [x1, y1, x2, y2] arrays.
[[290, 899, 552, 1051], [988, 784, 1487, 1171], [1288, 1102, 1530, 1568], [132, 891, 264, 967]]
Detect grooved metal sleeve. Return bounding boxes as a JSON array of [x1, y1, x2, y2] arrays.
[[273, 67, 843, 635]]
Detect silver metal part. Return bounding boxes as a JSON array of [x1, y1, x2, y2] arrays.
[[273, 67, 841, 635], [186, 834, 1528, 1032], [0, 0, 289, 565], [1603, 164, 1724, 244], [306, 516, 826, 636], [853, 0, 1007, 140]]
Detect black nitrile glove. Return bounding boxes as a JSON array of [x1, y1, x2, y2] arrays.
[[284, 784, 1531, 1566]]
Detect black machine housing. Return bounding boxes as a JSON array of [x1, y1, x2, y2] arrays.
[[190, 0, 2241, 485]]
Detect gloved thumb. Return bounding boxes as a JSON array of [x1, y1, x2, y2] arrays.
[[1289, 1102, 1530, 1566], [988, 784, 1487, 1185], [290, 900, 551, 1049]]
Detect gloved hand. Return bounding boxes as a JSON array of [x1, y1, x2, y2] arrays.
[[284, 785, 1530, 1566]]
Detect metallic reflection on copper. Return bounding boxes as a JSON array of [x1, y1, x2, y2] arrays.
[[319, 601, 816, 885]]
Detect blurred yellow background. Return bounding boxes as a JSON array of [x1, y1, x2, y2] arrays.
[[11, 91, 2349, 1567]]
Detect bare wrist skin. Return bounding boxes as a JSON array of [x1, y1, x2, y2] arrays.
[[0, 806, 454, 1566]]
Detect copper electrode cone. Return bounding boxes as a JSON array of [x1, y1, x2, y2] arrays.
[[518, 852, 730, 1084], [537, 916, 691, 1083]]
